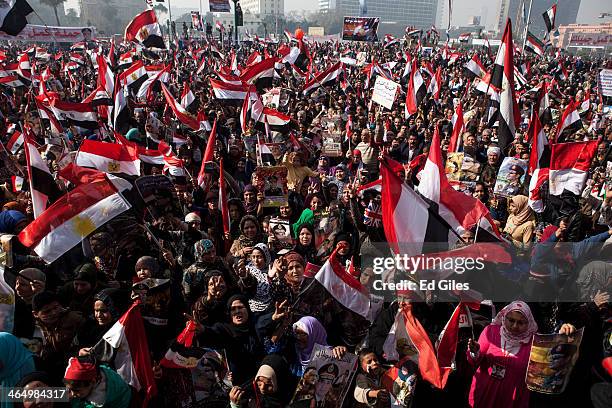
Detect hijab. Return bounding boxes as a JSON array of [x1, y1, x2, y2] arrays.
[[243, 185, 259, 214], [238, 215, 263, 248], [293, 316, 328, 369], [0, 332, 35, 402], [504, 195, 534, 234], [492, 301, 538, 355], [294, 224, 316, 263], [226, 294, 252, 336], [0, 210, 26, 234]]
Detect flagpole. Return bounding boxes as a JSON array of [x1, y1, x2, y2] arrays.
[[521, 0, 533, 52]]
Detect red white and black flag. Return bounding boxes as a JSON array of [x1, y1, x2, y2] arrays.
[[118, 61, 149, 95], [125, 10, 165, 49], [0, 0, 33, 36], [23, 131, 62, 218], [404, 59, 426, 120], [302, 62, 343, 95], [464, 54, 486, 79], [490, 18, 519, 151], [525, 31, 545, 57], [527, 111, 550, 212], [48, 99, 99, 130], [555, 100, 582, 142], [542, 4, 556, 33], [240, 57, 278, 91], [210, 78, 253, 105]]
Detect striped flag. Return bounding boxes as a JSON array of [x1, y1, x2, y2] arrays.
[[23, 132, 61, 218]]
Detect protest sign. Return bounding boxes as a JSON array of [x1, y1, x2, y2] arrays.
[[599, 69, 612, 97], [526, 328, 584, 394], [342, 17, 379, 42], [445, 152, 464, 182], [290, 344, 358, 408], [135, 175, 182, 218], [372, 76, 400, 110], [262, 88, 281, 108], [460, 155, 481, 182], [494, 157, 528, 197], [209, 0, 231, 12], [0, 25, 96, 42], [254, 167, 288, 207], [322, 132, 343, 157], [269, 217, 292, 245]]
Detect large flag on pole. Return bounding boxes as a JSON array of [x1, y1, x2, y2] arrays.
[[18, 178, 132, 263], [125, 10, 165, 49], [542, 4, 557, 33], [23, 132, 61, 218], [490, 19, 519, 151], [527, 111, 550, 212]]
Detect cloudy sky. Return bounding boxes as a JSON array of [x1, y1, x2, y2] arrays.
[[65, 0, 609, 24]]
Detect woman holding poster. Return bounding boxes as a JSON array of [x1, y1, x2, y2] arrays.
[[466, 301, 576, 408]]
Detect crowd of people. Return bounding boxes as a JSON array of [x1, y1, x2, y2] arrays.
[[0, 18, 610, 408]]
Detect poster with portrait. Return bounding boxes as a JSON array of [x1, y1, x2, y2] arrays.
[[493, 157, 528, 197], [290, 344, 358, 408], [192, 348, 232, 403], [269, 217, 292, 245], [445, 152, 464, 182], [460, 154, 481, 182], [322, 132, 343, 157], [254, 167, 288, 207], [526, 328, 584, 394], [315, 211, 340, 258], [342, 17, 379, 42]]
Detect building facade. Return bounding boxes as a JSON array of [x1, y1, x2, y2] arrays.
[[321, 0, 438, 37], [240, 0, 284, 17], [496, 0, 581, 38], [556, 23, 612, 51]]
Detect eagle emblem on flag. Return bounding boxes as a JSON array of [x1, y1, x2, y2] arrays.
[[108, 161, 120, 172], [137, 27, 149, 42], [72, 215, 97, 237]]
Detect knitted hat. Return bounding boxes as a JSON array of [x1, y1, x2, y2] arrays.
[[64, 357, 97, 382], [284, 251, 304, 267]]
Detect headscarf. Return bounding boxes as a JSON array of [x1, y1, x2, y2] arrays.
[[294, 224, 316, 262], [135, 256, 160, 277], [292, 209, 314, 238], [252, 243, 271, 267], [194, 239, 215, 261], [0, 210, 26, 234], [226, 294, 252, 335], [238, 215, 263, 248], [504, 195, 534, 235], [255, 365, 278, 392], [293, 316, 328, 368], [94, 288, 130, 320], [492, 301, 538, 355], [0, 332, 35, 398]]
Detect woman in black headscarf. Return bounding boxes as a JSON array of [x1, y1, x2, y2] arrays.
[[293, 223, 318, 265], [77, 288, 130, 347], [194, 294, 265, 385], [192, 270, 234, 326]]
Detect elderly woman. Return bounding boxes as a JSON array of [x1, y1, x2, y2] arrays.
[[78, 288, 130, 347], [230, 215, 265, 259], [235, 243, 273, 314], [467, 301, 575, 408], [503, 195, 536, 247]]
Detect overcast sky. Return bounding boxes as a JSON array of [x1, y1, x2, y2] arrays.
[[65, 0, 610, 23]]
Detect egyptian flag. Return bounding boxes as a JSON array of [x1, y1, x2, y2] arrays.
[[125, 10, 165, 49], [181, 82, 196, 110], [11, 175, 24, 192], [514, 66, 528, 91], [548, 140, 598, 196], [162, 151, 186, 177], [527, 112, 550, 212], [82, 85, 112, 107], [0, 75, 24, 87], [427, 66, 442, 103], [48, 99, 99, 129], [117, 51, 134, 70], [76, 140, 141, 176], [0, 0, 33, 36], [418, 127, 500, 243], [240, 57, 278, 91], [96, 54, 114, 98], [136, 64, 171, 101], [70, 52, 86, 66], [160, 321, 205, 369], [240, 90, 264, 133], [261, 108, 293, 133], [465, 54, 486, 79], [209, 43, 224, 60], [525, 31, 545, 56], [17, 52, 31, 83], [18, 177, 132, 263], [210, 78, 252, 105], [555, 100, 582, 142], [404, 59, 426, 120], [302, 62, 343, 95], [543, 4, 556, 33], [23, 134, 61, 219], [382, 303, 468, 389], [490, 19, 519, 151], [536, 81, 552, 125], [294, 39, 311, 73], [5, 124, 23, 153], [118, 61, 148, 95], [113, 85, 130, 134], [448, 102, 464, 153], [160, 83, 201, 131], [384, 34, 399, 48], [100, 301, 157, 405], [381, 157, 452, 257], [245, 51, 263, 67], [555, 63, 568, 82], [196, 119, 217, 188]]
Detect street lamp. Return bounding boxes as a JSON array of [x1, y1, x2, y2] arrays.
[[232, 0, 243, 45]]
